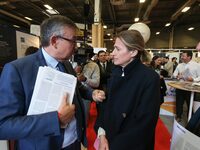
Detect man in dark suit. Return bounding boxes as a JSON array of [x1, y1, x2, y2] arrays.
[[94, 50, 113, 132], [96, 50, 113, 92], [0, 15, 105, 150]]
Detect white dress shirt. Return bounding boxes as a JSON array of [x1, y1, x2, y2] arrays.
[[173, 60, 200, 82], [42, 48, 77, 148]]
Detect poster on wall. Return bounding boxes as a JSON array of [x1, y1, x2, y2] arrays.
[[16, 31, 40, 58]]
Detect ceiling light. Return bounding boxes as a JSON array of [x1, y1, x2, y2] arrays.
[[181, 7, 190, 12], [13, 25, 20, 28], [165, 23, 171, 27], [44, 4, 53, 10], [188, 27, 194, 31], [139, 0, 145, 3], [134, 17, 139, 22], [103, 25, 107, 29], [46, 9, 59, 15], [107, 33, 111, 36], [156, 32, 160, 35], [24, 17, 32, 21]]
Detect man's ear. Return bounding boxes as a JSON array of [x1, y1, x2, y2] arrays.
[[51, 36, 58, 48]]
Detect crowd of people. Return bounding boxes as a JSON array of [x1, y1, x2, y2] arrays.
[[0, 14, 199, 150]]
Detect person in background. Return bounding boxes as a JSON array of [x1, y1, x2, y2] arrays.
[[172, 57, 178, 72], [163, 56, 174, 77], [97, 30, 160, 150], [75, 51, 100, 128], [196, 41, 200, 51], [173, 50, 200, 122], [94, 50, 113, 132], [25, 46, 38, 56], [140, 50, 152, 67], [150, 55, 162, 75], [0, 15, 105, 150], [105, 51, 112, 63], [150, 55, 167, 105], [96, 50, 112, 93]]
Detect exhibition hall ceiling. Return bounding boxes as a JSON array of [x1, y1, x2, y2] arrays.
[[0, 0, 199, 35]]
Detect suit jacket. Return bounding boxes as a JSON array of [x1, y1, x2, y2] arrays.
[[98, 58, 160, 150], [0, 50, 90, 150], [96, 61, 112, 92]]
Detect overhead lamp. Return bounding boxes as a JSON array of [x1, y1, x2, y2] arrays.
[[103, 25, 107, 29], [188, 27, 194, 31], [156, 32, 160, 35], [165, 23, 171, 27], [44, 4, 53, 10], [134, 17, 139, 22], [181, 7, 190, 12], [139, 0, 145, 3], [24, 17, 32, 21], [107, 33, 111, 36], [46, 9, 59, 15], [13, 25, 20, 28]]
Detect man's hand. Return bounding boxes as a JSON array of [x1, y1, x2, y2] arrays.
[[92, 90, 106, 102], [77, 73, 87, 82], [58, 93, 75, 128], [186, 77, 193, 82], [99, 135, 109, 150]]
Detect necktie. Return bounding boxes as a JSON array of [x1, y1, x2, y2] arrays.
[[57, 62, 66, 73], [103, 63, 106, 71]]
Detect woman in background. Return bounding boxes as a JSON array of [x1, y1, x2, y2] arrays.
[[150, 55, 167, 105], [97, 30, 160, 150]]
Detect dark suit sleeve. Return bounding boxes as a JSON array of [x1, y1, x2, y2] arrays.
[[0, 63, 61, 139], [109, 74, 160, 150]]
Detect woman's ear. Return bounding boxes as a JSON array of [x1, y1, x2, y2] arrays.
[[130, 50, 138, 57]]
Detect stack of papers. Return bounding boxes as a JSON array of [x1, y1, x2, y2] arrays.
[[27, 66, 77, 115], [192, 82, 200, 86]]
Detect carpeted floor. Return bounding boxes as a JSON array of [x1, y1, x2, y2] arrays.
[[86, 102, 171, 150]]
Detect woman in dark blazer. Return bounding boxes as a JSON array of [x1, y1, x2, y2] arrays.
[[97, 30, 160, 150]]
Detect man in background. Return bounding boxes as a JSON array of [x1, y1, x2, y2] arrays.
[[173, 51, 200, 122]]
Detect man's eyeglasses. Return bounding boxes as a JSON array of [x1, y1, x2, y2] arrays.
[[56, 36, 76, 44]]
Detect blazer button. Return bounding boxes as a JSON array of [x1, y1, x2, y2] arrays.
[[122, 113, 126, 118]]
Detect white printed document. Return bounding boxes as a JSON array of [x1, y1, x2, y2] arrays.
[[27, 66, 77, 115], [170, 119, 200, 150]]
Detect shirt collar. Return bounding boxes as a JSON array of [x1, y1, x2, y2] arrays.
[[42, 47, 58, 68]]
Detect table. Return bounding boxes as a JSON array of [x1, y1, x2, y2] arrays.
[[167, 81, 200, 121]]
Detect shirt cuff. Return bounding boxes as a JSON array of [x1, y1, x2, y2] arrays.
[[193, 78, 200, 82], [97, 127, 106, 138]]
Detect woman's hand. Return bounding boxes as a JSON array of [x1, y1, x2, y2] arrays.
[[99, 135, 109, 150], [92, 90, 106, 102]]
